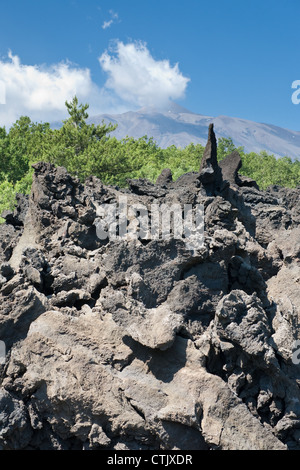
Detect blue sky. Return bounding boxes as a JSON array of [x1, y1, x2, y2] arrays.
[[0, 0, 300, 130]]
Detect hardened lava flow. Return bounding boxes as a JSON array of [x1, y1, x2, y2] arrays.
[[0, 125, 299, 450]]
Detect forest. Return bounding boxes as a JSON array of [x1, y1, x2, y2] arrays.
[[1, 97, 300, 221]]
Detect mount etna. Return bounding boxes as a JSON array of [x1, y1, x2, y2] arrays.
[[80, 102, 300, 160]]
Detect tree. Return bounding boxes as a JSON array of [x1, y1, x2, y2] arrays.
[[1, 117, 51, 183], [0, 126, 9, 180], [217, 137, 244, 162], [63, 95, 117, 142], [43, 96, 118, 172], [64, 96, 89, 129]]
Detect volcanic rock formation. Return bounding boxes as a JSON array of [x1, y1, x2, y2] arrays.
[[0, 125, 299, 450]]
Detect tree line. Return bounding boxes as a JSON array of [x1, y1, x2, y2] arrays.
[[1, 96, 299, 221]]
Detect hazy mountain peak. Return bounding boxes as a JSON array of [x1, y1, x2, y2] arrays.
[[137, 101, 195, 116], [54, 102, 300, 160], [165, 101, 196, 114]]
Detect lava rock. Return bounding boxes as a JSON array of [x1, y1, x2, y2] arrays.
[[0, 125, 298, 451]]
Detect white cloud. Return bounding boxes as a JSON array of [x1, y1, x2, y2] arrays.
[[99, 41, 190, 109], [102, 20, 113, 30], [0, 43, 191, 127], [102, 10, 119, 30], [0, 51, 110, 127], [0, 80, 5, 105]]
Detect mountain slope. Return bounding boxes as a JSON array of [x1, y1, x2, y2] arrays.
[[87, 103, 300, 160]]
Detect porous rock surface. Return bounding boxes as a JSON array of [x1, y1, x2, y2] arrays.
[[0, 125, 299, 450]]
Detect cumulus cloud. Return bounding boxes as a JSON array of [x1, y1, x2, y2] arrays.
[[0, 51, 107, 127], [99, 41, 190, 109], [0, 80, 5, 105], [0, 43, 190, 127]]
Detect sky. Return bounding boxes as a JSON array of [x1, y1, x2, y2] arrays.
[[0, 0, 300, 130]]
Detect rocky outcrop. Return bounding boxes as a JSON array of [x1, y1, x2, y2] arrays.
[[0, 125, 299, 450], [199, 123, 223, 194], [219, 150, 242, 185]]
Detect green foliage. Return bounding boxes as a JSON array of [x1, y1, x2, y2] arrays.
[[0, 179, 16, 223], [217, 137, 244, 162], [239, 151, 300, 189], [64, 96, 89, 128], [157, 143, 204, 180], [217, 136, 300, 189], [40, 96, 118, 171], [0, 96, 299, 223], [2, 117, 51, 183]]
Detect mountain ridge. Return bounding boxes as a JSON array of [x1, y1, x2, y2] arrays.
[[84, 103, 300, 160]]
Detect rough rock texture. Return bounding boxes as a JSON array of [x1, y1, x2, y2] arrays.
[[219, 150, 242, 185], [199, 123, 223, 194], [0, 125, 299, 450]]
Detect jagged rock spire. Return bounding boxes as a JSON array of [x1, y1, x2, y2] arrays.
[[219, 150, 242, 185], [199, 123, 223, 193], [200, 124, 217, 171]]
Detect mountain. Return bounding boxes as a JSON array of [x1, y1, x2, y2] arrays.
[[86, 102, 300, 160]]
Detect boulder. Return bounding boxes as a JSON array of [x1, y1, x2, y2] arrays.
[[156, 168, 173, 185], [219, 150, 242, 185]]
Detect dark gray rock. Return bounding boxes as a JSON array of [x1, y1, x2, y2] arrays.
[[156, 168, 173, 185], [0, 125, 299, 451], [199, 123, 223, 193], [0, 263, 14, 281], [127, 178, 167, 197], [219, 150, 242, 185], [238, 175, 259, 190], [0, 389, 32, 449]]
